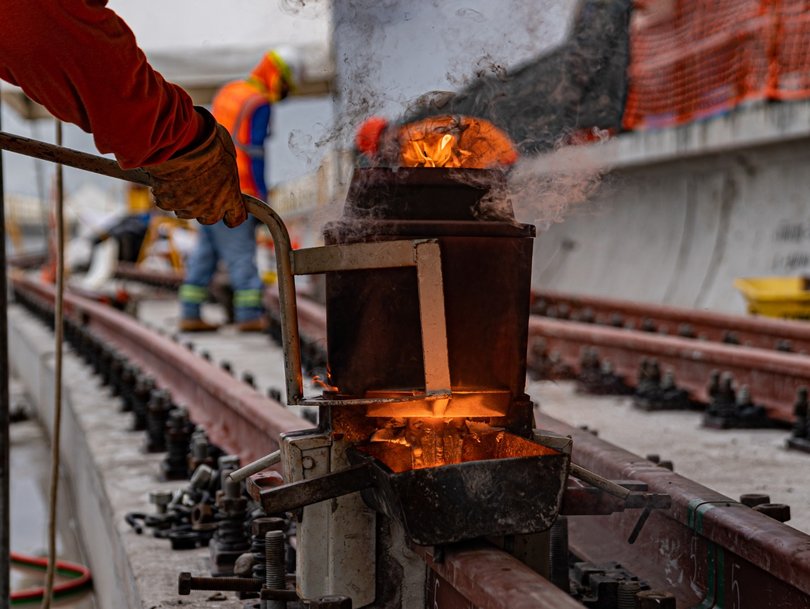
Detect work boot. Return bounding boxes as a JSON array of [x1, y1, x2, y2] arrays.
[[235, 317, 268, 333], [178, 318, 220, 333]]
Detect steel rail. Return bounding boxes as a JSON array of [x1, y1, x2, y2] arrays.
[[421, 543, 584, 609], [114, 262, 183, 289], [534, 288, 810, 353], [529, 316, 809, 422], [536, 413, 810, 609], [10, 275, 579, 609], [105, 266, 810, 423], [11, 274, 305, 466]]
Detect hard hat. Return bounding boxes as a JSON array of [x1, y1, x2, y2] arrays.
[[356, 116, 389, 155], [269, 46, 304, 91]]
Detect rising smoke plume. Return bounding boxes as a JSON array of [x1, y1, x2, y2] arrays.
[[282, 0, 632, 230]]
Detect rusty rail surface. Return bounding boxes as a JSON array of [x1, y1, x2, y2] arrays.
[[9, 274, 579, 609], [530, 316, 809, 423], [11, 273, 305, 466], [534, 289, 810, 353], [536, 413, 810, 609]]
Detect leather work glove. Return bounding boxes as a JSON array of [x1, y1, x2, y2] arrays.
[[146, 107, 247, 227]]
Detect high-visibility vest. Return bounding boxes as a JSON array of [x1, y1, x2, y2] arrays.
[[212, 80, 271, 199]]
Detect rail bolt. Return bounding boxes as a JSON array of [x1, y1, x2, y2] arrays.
[[752, 503, 791, 523]]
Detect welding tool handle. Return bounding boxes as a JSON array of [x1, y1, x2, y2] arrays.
[[0, 131, 152, 186], [570, 463, 631, 501], [227, 449, 282, 484], [257, 463, 374, 514], [0, 130, 306, 405]]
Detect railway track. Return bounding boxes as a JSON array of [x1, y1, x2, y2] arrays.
[[533, 289, 810, 353], [528, 316, 809, 424], [276, 282, 810, 426], [261, 287, 810, 607], [110, 266, 810, 423], [112, 266, 810, 425], [12, 274, 810, 608]]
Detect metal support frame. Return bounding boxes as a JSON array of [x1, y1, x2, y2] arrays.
[[292, 239, 451, 396]]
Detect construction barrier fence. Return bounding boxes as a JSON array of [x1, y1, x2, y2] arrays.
[[623, 0, 810, 130]]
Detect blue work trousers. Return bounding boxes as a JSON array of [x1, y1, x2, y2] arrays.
[[180, 219, 263, 322]]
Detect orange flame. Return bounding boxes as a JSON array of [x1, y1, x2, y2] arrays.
[[401, 133, 472, 168], [397, 115, 518, 169]]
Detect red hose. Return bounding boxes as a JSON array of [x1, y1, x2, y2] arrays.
[[10, 551, 92, 604]]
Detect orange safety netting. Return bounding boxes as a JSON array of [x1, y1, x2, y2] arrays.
[[623, 0, 810, 130]]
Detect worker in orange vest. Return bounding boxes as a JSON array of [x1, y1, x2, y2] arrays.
[[0, 0, 246, 228], [179, 50, 300, 332]]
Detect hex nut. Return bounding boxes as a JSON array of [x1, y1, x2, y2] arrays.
[[178, 572, 192, 595], [739, 493, 770, 507]]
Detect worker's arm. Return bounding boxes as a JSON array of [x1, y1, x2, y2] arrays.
[[0, 0, 246, 226]]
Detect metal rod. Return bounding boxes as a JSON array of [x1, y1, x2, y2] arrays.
[[227, 449, 282, 484], [243, 198, 303, 405], [0, 84, 11, 609], [178, 572, 262, 595], [570, 463, 631, 501], [256, 463, 374, 514], [0, 132, 307, 406], [0, 131, 151, 186]]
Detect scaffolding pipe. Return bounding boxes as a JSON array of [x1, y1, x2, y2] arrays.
[[0, 84, 11, 609]]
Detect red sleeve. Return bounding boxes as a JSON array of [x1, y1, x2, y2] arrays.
[[0, 0, 204, 168]]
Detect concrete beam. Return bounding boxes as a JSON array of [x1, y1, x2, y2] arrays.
[[527, 99, 810, 174]]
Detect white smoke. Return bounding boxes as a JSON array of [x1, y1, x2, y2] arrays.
[[509, 134, 612, 229]]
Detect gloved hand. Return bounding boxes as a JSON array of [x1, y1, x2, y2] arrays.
[[146, 107, 247, 227]]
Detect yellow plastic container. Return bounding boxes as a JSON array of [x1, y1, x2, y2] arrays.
[[733, 276, 810, 319], [261, 270, 278, 285]]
